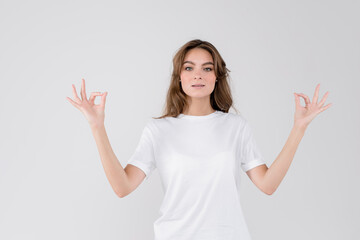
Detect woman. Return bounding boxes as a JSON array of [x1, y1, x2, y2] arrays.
[[66, 39, 332, 240]]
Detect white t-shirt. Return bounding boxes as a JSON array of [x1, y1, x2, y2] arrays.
[[126, 110, 266, 240]]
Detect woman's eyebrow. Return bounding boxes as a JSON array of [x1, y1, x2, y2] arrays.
[[183, 61, 214, 66]]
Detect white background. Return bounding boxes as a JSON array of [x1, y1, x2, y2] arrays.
[[0, 0, 359, 239]]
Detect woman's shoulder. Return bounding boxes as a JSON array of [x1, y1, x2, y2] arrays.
[[144, 116, 171, 130], [221, 111, 247, 124]]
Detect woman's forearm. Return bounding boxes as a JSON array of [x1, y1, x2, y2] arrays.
[[90, 123, 129, 197], [263, 124, 307, 194]]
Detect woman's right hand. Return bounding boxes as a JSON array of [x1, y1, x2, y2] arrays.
[[66, 78, 108, 128]]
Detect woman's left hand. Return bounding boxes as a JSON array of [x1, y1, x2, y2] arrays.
[[294, 83, 332, 129]]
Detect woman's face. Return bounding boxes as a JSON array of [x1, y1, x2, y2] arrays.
[[180, 48, 217, 100]]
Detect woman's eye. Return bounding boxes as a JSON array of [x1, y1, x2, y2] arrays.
[[184, 67, 212, 71]]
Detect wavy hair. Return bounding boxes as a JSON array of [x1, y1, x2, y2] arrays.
[[154, 39, 239, 119]]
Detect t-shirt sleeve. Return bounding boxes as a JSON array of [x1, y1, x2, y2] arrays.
[[238, 119, 266, 172], [126, 120, 156, 180]]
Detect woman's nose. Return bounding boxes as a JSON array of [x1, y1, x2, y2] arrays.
[[193, 69, 202, 79]]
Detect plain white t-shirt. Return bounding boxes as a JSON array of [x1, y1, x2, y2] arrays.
[[126, 110, 266, 240]]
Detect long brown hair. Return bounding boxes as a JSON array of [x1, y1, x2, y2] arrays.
[[154, 39, 239, 119]]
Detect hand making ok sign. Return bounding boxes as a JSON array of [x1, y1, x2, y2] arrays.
[[293, 83, 332, 129]]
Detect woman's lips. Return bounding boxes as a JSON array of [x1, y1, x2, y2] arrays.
[[192, 84, 205, 88]]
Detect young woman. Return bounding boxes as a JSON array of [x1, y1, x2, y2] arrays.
[[66, 39, 332, 240]]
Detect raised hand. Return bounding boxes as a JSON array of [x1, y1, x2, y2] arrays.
[[293, 83, 332, 129], [66, 78, 108, 127]]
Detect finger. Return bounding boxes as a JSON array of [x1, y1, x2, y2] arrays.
[[89, 92, 102, 105], [318, 91, 329, 108], [319, 103, 333, 113], [66, 96, 81, 109], [72, 84, 81, 103], [100, 92, 108, 108], [312, 83, 320, 104], [297, 94, 308, 107], [80, 78, 87, 101], [294, 93, 301, 108], [296, 93, 311, 106]]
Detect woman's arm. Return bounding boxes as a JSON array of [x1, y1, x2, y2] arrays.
[[247, 84, 332, 195], [247, 124, 306, 195], [66, 79, 131, 198], [91, 123, 130, 198]]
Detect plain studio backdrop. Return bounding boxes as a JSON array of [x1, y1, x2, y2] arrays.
[[0, 0, 359, 239]]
